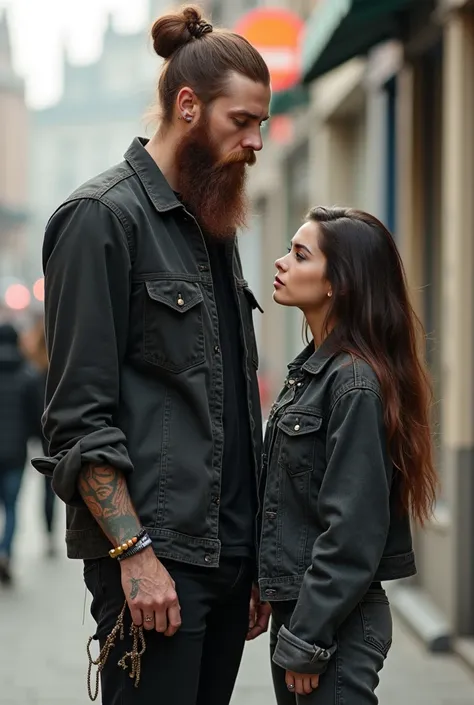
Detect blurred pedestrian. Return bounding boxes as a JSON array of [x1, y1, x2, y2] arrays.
[[0, 322, 41, 585], [33, 4, 271, 705], [27, 316, 57, 557], [259, 207, 437, 704]]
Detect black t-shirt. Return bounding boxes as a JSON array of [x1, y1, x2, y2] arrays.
[[172, 192, 256, 557], [205, 238, 256, 557]]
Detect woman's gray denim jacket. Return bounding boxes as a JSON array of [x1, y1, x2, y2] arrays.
[[257, 338, 416, 674]]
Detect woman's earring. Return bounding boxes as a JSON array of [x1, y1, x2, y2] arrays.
[[327, 291, 332, 298]]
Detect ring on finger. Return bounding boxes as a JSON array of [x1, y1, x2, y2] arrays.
[[144, 615, 154, 623], [287, 683, 295, 691]]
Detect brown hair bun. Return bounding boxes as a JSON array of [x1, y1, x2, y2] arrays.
[[151, 5, 213, 60]]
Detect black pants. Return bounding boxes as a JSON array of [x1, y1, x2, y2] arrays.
[[270, 587, 392, 705], [84, 555, 253, 705]]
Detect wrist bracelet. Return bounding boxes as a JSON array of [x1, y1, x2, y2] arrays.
[[118, 534, 151, 559], [109, 528, 147, 559], [117, 534, 152, 562]]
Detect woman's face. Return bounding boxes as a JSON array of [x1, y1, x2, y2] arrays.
[[273, 220, 332, 312]]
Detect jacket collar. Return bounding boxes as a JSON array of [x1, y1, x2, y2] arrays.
[[288, 332, 339, 377], [124, 137, 181, 213]]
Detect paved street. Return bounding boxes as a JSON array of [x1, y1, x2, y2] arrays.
[[2, 464, 474, 704]]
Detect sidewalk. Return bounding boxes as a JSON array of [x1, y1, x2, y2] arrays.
[[1, 467, 474, 704]]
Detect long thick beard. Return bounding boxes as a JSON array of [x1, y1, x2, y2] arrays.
[[175, 119, 253, 238]]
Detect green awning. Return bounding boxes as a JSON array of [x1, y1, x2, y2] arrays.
[[270, 84, 309, 116], [302, 0, 416, 83]]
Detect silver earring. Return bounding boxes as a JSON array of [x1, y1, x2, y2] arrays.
[[327, 291, 332, 298], [184, 115, 192, 123]]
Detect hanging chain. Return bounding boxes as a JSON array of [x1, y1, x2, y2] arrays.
[[117, 617, 146, 686], [86, 601, 146, 701]]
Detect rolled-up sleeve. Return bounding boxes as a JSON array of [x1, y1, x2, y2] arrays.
[[31, 198, 133, 506], [272, 388, 392, 674]]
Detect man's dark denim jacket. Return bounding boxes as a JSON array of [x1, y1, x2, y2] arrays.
[[257, 337, 416, 675], [32, 137, 263, 566]]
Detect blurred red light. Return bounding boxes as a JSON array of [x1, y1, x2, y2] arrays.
[[33, 277, 45, 302], [269, 115, 294, 145], [4, 283, 31, 310]]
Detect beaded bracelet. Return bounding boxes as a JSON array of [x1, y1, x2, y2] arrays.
[[117, 534, 152, 563], [109, 528, 147, 559]]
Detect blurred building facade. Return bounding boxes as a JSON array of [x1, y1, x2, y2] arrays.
[[0, 11, 28, 283], [248, 0, 474, 671], [26, 2, 170, 283]]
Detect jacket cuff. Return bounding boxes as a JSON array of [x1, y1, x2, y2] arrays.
[[32, 427, 133, 507], [272, 625, 336, 675]]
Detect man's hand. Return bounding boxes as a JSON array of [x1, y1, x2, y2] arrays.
[[246, 584, 272, 640], [285, 670, 319, 696], [77, 465, 181, 635], [120, 545, 181, 636]]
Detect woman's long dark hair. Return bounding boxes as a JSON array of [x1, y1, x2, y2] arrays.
[[306, 206, 437, 525]]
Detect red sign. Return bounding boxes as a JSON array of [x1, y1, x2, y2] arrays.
[[234, 8, 304, 93]]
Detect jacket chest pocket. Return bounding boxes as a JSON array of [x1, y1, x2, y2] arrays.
[[143, 279, 205, 373], [277, 410, 323, 477]]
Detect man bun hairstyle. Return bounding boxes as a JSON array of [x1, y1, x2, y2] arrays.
[[150, 4, 270, 123], [151, 5, 213, 60]]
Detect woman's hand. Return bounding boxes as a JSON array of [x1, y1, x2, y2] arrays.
[[285, 670, 319, 696]]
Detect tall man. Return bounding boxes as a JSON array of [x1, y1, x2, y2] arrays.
[[33, 5, 272, 704]]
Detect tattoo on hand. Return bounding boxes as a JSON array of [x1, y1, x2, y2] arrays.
[[130, 578, 141, 600], [78, 465, 141, 546]]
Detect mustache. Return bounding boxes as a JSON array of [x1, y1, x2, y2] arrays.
[[219, 149, 256, 166]]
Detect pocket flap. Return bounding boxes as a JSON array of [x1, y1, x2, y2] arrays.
[[277, 410, 322, 437], [145, 280, 203, 313]]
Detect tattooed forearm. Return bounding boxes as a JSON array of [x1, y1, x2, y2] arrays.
[[130, 578, 141, 599], [77, 465, 141, 545]]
